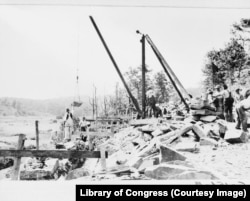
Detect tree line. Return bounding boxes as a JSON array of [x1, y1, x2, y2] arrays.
[[203, 18, 250, 91]]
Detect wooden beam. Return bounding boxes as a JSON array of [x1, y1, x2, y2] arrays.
[[89, 16, 142, 115], [0, 150, 108, 159], [11, 134, 26, 180], [35, 120, 39, 150]]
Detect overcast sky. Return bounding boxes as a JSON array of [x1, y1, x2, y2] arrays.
[[0, 0, 250, 100]]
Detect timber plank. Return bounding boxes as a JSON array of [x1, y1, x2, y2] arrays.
[[0, 150, 108, 159]]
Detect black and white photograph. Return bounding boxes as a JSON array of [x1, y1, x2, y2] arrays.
[[0, 0, 250, 200]]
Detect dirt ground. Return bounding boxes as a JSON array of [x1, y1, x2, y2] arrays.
[[0, 116, 59, 149]]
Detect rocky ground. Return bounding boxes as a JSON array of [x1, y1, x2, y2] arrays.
[[0, 115, 250, 183]]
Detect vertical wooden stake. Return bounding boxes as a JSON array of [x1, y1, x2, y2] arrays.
[[100, 147, 106, 172], [88, 135, 93, 151], [35, 120, 39, 150], [11, 134, 26, 180]]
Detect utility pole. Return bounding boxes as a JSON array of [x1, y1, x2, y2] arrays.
[[137, 30, 146, 119]]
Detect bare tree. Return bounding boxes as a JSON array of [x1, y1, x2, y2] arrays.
[[89, 85, 98, 119]]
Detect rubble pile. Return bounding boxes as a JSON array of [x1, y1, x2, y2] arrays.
[[1, 111, 249, 181], [19, 158, 59, 180], [190, 97, 217, 123]]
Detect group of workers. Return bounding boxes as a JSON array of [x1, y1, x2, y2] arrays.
[[207, 84, 250, 132], [60, 84, 250, 142]]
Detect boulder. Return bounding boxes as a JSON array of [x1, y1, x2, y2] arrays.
[[224, 130, 248, 143], [167, 170, 220, 180], [200, 116, 217, 123], [144, 163, 192, 180], [65, 168, 90, 180], [160, 145, 186, 163], [20, 159, 59, 180], [192, 124, 207, 139], [200, 138, 218, 146]]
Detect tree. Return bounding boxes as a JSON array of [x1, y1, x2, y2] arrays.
[[124, 65, 153, 104], [89, 85, 98, 119], [203, 36, 248, 89], [154, 71, 174, 103]]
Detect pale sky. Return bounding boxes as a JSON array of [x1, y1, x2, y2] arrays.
[[0, 0, 250, 99]]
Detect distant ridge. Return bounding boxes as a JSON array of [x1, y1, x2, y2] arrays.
[[0, 96, 91, 117]]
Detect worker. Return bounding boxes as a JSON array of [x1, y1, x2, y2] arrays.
[[235, 88, 244, 129], [236, 89, 250, 132], [63, 108, 74, 142], [146, 90, 157, 118], [221, 84, 234, 122], [206, 89, 214, 105], [213, 85, 225, 119]]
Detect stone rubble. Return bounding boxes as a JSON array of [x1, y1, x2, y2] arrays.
[[1, 103, 250, 181]]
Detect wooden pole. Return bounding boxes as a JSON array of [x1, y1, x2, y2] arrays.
[[35, 120, 39, 150], [146, 35, 190, 99], [11, 134, 26, 180], [89, 16, 142, 115], [100, 147, 106, 171], [141, 34, 146, 119], [145, 35, 190, 110]]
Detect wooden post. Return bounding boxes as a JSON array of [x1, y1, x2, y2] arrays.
[[100, 147, 106, 171], [88, 135, 94, 151], [11, 134, 26, 180], [35, 120, 39, 150], [141, 34, 146, 119]]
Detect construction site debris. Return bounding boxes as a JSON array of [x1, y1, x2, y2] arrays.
[[1, 107, 249, 181], [20, 158, 59, 180]]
